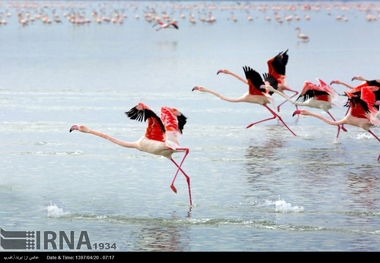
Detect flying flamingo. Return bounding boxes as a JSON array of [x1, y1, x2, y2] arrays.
[[292, 86, 380, 162], [153, 19, 179, 31], [217, 50, 298, 112], [295, 27, 309, 42], [265, 49, 299, 112], [331, 78, 380, 103], [69, 102, 193, 206], [266, 78, 347, 141], [330, 77, 380, 124], [192, 66, 297, 136]]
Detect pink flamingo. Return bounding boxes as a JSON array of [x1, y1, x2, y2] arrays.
[[266, 49, 299, 112], [266, 78, 347, 141], [69, 102, 192, 206], [217, 50, 298, 112], [292, 86, 380, 162], [153, 19, 178, 31], [193, 66, 297, 136]]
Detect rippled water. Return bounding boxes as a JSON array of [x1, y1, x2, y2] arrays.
[[1, 0, 380, 252]]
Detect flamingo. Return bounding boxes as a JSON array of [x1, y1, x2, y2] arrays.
[[295, 27, 309, 42], [192, 66, 297, 136], [292, 86, 380, 162], [265, 49, 299, 112], [266, 78, 347, 141], [330, 77, 380, 112], [153, 19, 178, 31], [217, 49, 298, 112], [69, 102, 193, 206]]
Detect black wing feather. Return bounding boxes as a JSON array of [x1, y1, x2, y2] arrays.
[[177, 114, 187, 134], [271, 49, 288, 76], [262, 73, 279, 95], [125, 106, 166, 133], [243, 66, 266, 93], [295, 89, 328, 102]]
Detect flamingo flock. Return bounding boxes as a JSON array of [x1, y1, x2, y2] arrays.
[[70, 48, 380, 207], [193, 49, 380, 162], [1, 1, 380, 30]]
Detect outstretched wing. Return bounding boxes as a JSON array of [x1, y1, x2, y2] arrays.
[[262, 73, 279, 95], [171, 22, 179, 29], [267, 49, 289, 78], [160, 106, 187, 148], [243, 66, 266, 95], [125, 102, 166, 142]]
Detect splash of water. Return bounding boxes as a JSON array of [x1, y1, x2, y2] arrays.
[[46, 202, 70, 218]]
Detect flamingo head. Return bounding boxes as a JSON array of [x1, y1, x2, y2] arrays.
[[192, 86, 205, 92], [69, 125, 90, 133], [292, 109, 307, 117], [351, 76, 359, 81], [216, 69, 229, 75], [330, 80, 341, 85]]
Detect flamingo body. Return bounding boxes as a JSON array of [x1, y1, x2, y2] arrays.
[[295, 27, 309, 41], [154, 19, 178, 31]]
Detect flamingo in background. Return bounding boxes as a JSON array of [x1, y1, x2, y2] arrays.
[[266, 78, 347, 141], [153, 19, 178, 31], [295, 27, 309, 42], [192, 66, 297, 136], [292, 86, 380, 162], [69, 102, 193, 206], [265, 49, 299, 112]]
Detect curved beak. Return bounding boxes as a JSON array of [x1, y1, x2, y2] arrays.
[[69, 125, 78, 133], [292, 110, 301, 117]]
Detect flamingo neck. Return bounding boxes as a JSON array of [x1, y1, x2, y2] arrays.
[[226, 71, 248, 84], [201, 88, 245, 102], [271, 89, 300, 105], [88, 129, 139, 149], [303, 111, 344, 126]]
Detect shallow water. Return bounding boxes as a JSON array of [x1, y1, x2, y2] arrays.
[[0, 0, 380, 252]]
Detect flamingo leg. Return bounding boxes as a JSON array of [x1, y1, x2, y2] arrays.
[[326, 111, 346, 140], [341, 106, 350, 132], [367, 130, 380, 162], [169, 148, 192, 206], [246, 105, 297, 136], [277, 90, 299, 112]]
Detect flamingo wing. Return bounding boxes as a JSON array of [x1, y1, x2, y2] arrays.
[[160, 106, 187, 148], [360, 87, 375, 106], [243, 66, 267, 95], [366, 80, 380, 88], [262, 72, 279, 95], [267, 49, 288, 78], [361, 87, 380, 125], [125, 102, 166, 142], [171, 22, 179, 29], [345, 92, 369, 119], [296, 85, 329, 102]]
